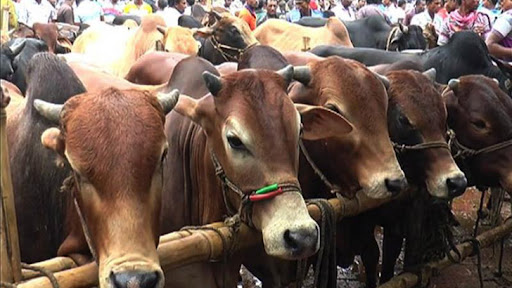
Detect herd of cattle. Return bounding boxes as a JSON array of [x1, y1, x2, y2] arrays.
[[0, 8, 512, 288]]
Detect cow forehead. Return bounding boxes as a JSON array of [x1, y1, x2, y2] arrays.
[[388, 71, 446, 129], [460, 77, 512, 122], [61, 89, 166, 176]]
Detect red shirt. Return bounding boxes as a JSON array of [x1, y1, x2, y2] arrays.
[[239, 6, 257, 30]]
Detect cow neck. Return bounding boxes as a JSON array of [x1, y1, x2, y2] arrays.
[[298, 138, 340, 195], [208, 149, 302, 228]]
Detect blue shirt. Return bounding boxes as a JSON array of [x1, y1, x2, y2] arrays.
[[285, 8, 323, 22]]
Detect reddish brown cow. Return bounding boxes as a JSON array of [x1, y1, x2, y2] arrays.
[[159, 57, 357, 287], [35, 88, 180, 288], [444, 76, 512, 192], [125, 52, 189, 85], [242, 56, 407, 286]]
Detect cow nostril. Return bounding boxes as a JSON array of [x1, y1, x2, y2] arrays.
[[111, 271, 159, 288], [447, 175, 467, 198], [283, 227, 318, 255], [385, 177, 408, 195]]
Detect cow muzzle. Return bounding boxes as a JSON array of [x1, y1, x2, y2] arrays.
[[253, 192, 320, 259], [427, 169, 467, 199], [101, 257, 164, 288]]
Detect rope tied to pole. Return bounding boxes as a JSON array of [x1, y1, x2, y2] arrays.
[[0, 263, 60, 288]]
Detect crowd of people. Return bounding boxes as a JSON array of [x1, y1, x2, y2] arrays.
[[0, 0, 510, 60]]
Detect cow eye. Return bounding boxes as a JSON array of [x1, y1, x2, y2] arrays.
[[325, 103, 341, 115], [399, 114, 411, 127], [227, 134, 246, 151], [471, 120, 487, 130]]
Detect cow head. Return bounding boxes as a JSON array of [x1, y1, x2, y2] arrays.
[[194, 11, 258, 64], [386, 69, 466, 199], [34, 89, 180, 288], [289, 57, 407, 199], [156, 26, 199, 55], [0, 41, 25, 81], [389, 23, 426, 51], [173, 67, 334, 259], [444, 75, 512, 192]]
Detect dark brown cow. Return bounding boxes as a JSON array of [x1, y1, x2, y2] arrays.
[[444, 76, 512, 192], [34, 87, 179, 288], [125, 52, 189, 85], [159, 57, 354, 287], [337, 69, 467, 288]]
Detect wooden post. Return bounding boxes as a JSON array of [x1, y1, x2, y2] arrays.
[[1, 7, 9, 33], [1, 192, 14, 283], [0, 86, 22, 283]]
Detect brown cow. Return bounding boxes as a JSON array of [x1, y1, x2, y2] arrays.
[[242, 56, 407, 287], [156, 26, 199, 55], [125, 52, 189, 85], [336, 69, 467, 288], [444, 76, 512, 192], [34, 87, 180, 288], [8, 53, 177, 288], [159, 57, 356, 287], [254, 18, 353, 52]]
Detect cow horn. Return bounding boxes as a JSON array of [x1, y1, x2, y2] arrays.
[[157, 25, 167, 35], [492, 78, 500, 85], [157, 89, 180, 114], [202, 71, 222, 96], [372, 72, 390, 89], [276, 65, 293, 85], [448, 79, 459, 91], [422, 68, 436, 81], [209, 10, 223, 20], [33, 99, 63, 124], [293, 66, 311, 86]]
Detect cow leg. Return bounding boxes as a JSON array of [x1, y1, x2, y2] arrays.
[[380, 224, 404, 284], [360, 223, 379, 288]]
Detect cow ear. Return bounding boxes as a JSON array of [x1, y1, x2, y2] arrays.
[[296, 104, 353, 141], [173, 94, 214, 130], [41, 128, 67, 167], [193, 27, 214, 38]]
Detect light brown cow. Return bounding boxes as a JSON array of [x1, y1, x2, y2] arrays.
[[254, 18, 353, 52], [35, 87, 180, 288], [72, 15, 196, 77], [125, 52, 189, 85]]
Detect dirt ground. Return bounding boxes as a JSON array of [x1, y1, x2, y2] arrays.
[[240, 188, 512, 288]]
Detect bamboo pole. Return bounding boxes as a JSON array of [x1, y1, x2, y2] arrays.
[[21, 257, 77, 280], [0, 86, 22, 282], [1, 187, 14, 283], [379, 217, 512, 288], [14, 194, 389, 288]]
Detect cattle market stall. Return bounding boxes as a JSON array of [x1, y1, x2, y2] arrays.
[[1, 94, 512, 288]]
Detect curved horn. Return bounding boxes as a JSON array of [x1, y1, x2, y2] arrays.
[[448, 79, 459, 92], [492, 78, 500, 85], [372, 72, 390, 89], [293, 66, 311, 86], [276, 65, 293, 85], [202, 71, 222, 96], [210, 10, 223, 20], [422, 68, 436, 81], [157, 89, 180, 114], [33, 99, 63, 124], [157, 25, 167, 35]]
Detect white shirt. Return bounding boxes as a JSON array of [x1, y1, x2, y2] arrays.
[[332, 4, 356, 21], [162, 7, 183, 26], [410, 10, 434, 29], [18, 0, 56, 27], [75, 0, 104, 24]]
